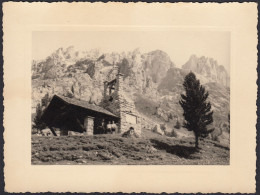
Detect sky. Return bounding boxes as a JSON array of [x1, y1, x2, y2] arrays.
[[33, 30, 230, 73]]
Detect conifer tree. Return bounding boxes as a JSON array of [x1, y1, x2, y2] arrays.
[[179, 72, 214, 149]]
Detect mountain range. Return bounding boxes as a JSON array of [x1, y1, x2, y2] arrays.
[[32, 46, 230, 140]]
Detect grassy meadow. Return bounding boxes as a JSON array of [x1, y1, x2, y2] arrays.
[[31, 130, 229, 165]]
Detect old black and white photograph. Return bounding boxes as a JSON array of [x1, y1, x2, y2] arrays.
[[31, 30, 230, 165], [4, 2, 257, 193]]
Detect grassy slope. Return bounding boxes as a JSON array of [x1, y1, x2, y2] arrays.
[[32, 130, 229, 165]]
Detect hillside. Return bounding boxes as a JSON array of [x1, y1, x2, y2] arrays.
[[32, 46, 230, 142], [31, 131, 229, 165]]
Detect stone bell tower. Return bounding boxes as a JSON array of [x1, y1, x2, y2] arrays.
[[102, 66, 141, 135]]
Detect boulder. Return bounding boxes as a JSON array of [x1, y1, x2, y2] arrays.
[[41, 128, 53, 136], [68, 131, 84, 136], [152, 124, 165, 135], [122, 129, 140, 138]]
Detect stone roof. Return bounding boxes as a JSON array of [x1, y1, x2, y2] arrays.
[[55, 95, 118, 118]]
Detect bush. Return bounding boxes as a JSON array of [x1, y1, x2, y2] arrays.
[[174, 120, 181, 129], [165, 129, 178, 138], [168, 113, 173, 120], [33, 103, 47, 130], [211, 134, 220, 142], [31, 128, 38, 134], [160, 124, 166, 131], [33, 93, 52, 131]]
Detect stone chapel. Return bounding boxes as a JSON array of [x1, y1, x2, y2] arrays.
[[41, 66, 142, 136]]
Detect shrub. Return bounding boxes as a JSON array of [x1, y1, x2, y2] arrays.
[[211, 133, 220, 142], [33, 103, 47, 130], [33, 93, 52, 131], [160, 124, 166, 131], [174, 120, 181, 129], [165, 129, 178, 138], [168, 113, 173, 120], [31, 128, 38, 135]]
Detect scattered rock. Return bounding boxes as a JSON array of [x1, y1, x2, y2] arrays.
[[152, 124, 165, 135], [146, 145, 157, 153], [122, 129, 140, 138], [76, 159, 87, 163], [41, 128, 54, 136], [68, 131, 84, 136]]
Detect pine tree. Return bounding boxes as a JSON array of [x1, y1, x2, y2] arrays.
[[179, 72, 214, 149]]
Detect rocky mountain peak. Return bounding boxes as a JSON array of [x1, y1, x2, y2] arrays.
[[182, 55, 229, 87], [142, 50, 175, 84]]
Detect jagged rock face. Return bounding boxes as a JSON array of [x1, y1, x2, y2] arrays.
[[143, 50, 175, 83], [182, 55, 230, 87]]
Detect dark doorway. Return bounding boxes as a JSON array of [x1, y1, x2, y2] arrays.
[[93, 116, 119, 135], [93, 117, 105, 134]]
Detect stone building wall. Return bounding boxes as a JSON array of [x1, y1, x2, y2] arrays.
[[102, 85, 121, 117], [84, 116, 94, 135], [102, 69, 142, 135], [120, 112, 142, 135]]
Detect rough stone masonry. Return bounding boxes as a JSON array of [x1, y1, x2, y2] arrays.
[[101, 67, 142, 135]]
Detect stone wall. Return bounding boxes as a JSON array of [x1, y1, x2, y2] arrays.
[[120, 111, 142, 135], [102, 92, 121, 116], [102, 71, 142, 135], [117, 73, 141, 134], [84, 116, 94, 135]]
